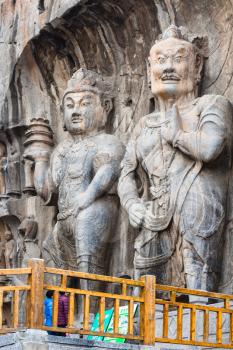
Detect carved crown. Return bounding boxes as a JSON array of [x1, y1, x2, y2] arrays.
[[62, 68, 114, 103], [156, 25, 209, 58]]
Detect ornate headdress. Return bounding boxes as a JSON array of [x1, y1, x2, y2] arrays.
[[154, 25, 209, 58], [62, 68, 113, 104]]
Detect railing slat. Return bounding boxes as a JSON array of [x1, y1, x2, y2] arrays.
[[0, 291, 3, 328], [13, 290, 19, 328], [83, 295, 90, 330], [28, 259, 44, 328], [177, 305, 183, 340], [140, 275, 156, 345], [61, 275, 67, 288], [216, 310, 222, 343], [190, 308, 196, 341], [203, 310, 209, 342], [170, 291, 176, 303], [224, 299, 230, 309], [128, 300, 134, 335], [122, 283, 127, 295], [114, 298, 120, 334], [163, 304, 169, 338], [68, 292, 75, 327], [99, 297, 105, 332], [230, 312, 233, 344], [52, 291, 59, 327]]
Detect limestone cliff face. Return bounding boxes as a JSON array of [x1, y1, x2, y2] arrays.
[[0, 0, 232, 290]]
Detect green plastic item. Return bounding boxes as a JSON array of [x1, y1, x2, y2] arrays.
[[104, 304, 138, 343], [87, 308, 114, 341]]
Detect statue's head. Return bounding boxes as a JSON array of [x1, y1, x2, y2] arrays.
[[149, 25, 206, 100], [61, 68, 113, 135], [5, 230, 12, 242]]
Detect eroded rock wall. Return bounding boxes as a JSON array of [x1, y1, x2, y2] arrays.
[[0, 0, 233, 290]]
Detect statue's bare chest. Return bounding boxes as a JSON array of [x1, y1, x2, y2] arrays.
[[62, 141, 97, 181]]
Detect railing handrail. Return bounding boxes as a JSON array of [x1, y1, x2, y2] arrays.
[[157, 283, 233, 301], [44, 284, 143, 302], [44, 266, 144, 287], [0, 268, 32, 275]]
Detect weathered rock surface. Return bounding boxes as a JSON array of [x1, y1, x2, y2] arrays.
[[0, 0, 233, 291]]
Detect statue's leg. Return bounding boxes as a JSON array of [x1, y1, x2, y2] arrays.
[[74, 197, 118, 323], [183, 240, 217, 303], [180, 183, 224, 299]]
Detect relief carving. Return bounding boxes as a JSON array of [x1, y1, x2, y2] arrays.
[[118, 25, 233, 294], [24, 69, 125, 278], [17, 216, 40, 268], [0, 143, 7, 196]]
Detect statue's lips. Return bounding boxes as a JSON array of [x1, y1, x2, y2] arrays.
[[161, 76, 180, 83], [71, 117, 83, 123]]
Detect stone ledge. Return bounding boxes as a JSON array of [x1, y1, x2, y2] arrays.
[[0, 330, 155, 350]]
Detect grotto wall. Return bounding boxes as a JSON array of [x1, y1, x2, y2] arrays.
[[0, 0, 233, 292]]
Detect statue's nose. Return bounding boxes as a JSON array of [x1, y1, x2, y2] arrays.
[[72, 109, 81, 117], [163, 67, 175, 74]]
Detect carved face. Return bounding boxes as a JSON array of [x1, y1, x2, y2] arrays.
[[63, 91, 106, 134], [149, 38, 200, 99], [5, 230, 12, 242]]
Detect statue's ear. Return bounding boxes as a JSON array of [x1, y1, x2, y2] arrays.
[[195, 53, 204, 84], [103, 99, 113, 114], [147, 57, 151, 88], [60, 104, 67, 131]]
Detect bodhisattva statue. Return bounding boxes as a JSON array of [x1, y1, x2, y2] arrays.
[[118, 25, 232, 293], [24, 69, 124, 278]]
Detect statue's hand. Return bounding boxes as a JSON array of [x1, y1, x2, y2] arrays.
[[128, 202, 146, 228], [162, 104, 182, 145], [75, 191, 95, 215]]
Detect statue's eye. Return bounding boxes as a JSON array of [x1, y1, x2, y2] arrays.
[[81, 101, 90, 107], [157, 56, 166, 64], [66, 103, 74, 109], [174, 56, 182, 63]]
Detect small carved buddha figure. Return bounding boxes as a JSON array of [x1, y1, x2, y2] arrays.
[[0, 142, 7, 195], [24, 69, 125, 279], [17, 216, 40, 267], [118, 25, 232, 293], [4, 229, 14, 269]]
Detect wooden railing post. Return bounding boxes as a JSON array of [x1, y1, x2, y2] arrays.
[[140, 275, 156, 345], [27, 258, 44, 329]]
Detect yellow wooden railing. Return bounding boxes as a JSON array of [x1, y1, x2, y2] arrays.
[[155, 283, 233, 348], [0, 258, 233, 348], [0, 266, 32, 333]]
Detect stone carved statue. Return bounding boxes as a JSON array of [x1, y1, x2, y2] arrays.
[[118, 25, 233, 293], [24, 69, 125, 278], [0, 142, 7, 196], [4, 229, 15, 269], [6, 143, 21, 197], [17, 216, 40, 267]]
